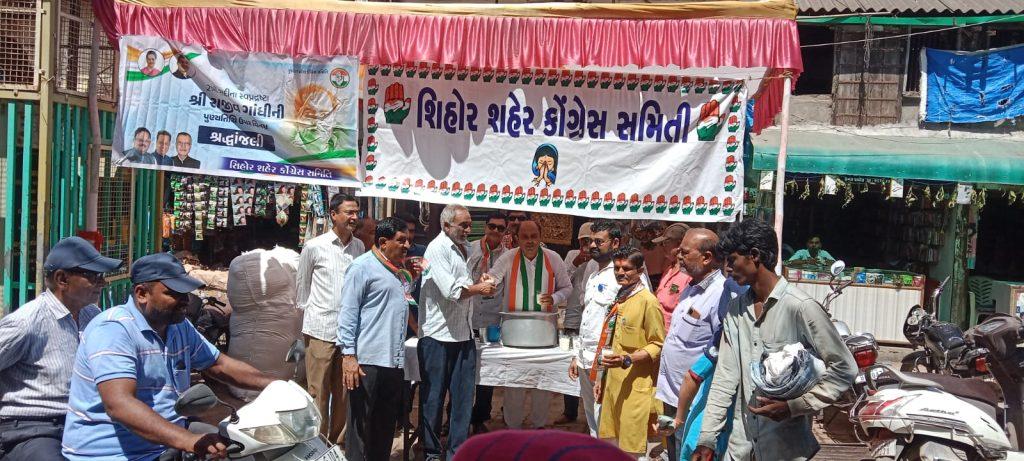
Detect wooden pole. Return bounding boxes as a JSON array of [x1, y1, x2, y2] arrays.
[[773, 75, 793, 275]]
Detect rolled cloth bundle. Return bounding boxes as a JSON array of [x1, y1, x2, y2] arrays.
[[749, 343, 825, 401]]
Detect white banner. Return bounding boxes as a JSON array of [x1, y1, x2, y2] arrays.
[[114, 35, 360, 185], [360, 65, 746, 221]]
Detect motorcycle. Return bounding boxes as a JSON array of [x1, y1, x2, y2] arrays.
[[902, 277, 990, 377], [853, 363, 1020, 460], [186, 294, 231, 351], [969, 313, 1024, 449], [817, 261, 880, 441], [821, 261, 880, 390], [171, 341, 344, 460]]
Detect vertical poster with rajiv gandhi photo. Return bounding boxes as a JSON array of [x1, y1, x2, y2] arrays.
[[113, 35, 360, 186], [360, 64, 746, 222]]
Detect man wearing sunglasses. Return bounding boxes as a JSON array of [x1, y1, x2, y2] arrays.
[[465, 212, 508, 434], [501, 211, 530, 250], [0, 237, 123, 461]]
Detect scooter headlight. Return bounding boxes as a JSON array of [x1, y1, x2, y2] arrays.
[[240, 406, 322, 445], [278, 406, 321, 441]]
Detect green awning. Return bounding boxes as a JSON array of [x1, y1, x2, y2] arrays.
[[751, 130, 1024, 186]]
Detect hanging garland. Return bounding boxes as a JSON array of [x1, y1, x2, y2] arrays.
[[905, 186, 918, 206]]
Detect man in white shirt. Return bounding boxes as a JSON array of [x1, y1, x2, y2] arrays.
[[568, 220, 650, 437], [419, 204, 496, 461], [556, 221, 595, 425], [295, 192, 365, 445], [465, 212, 509, 434], [487, 219, 573, 429]]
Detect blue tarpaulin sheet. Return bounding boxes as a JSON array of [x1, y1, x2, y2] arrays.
[[923, 44, 1024, 123]]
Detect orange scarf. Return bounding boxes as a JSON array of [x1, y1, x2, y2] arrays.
[[589, 284, 640, 382]]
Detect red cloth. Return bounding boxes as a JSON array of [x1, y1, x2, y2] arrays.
[[451, 430, 634, 461], [93, 1, 802, 131], [655, 265, 692, 331]]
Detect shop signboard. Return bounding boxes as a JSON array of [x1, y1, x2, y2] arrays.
[[113, 35, 361, 186], [360, 65, 746, 222]]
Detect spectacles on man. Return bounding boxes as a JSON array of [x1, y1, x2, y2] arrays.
[[66, 269, 106, 284], [487, 223, 507, 232], [507, 215, 527, 222]]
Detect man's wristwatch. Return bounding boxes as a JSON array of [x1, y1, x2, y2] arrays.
[[622, 355, 633, 368]]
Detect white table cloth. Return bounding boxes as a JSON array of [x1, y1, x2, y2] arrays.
[[403, 338, 579, 397]]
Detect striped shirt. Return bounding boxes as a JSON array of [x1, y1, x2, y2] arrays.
[[62, 298, 220, 460], [0, 291, 99, 418], [420, 232, 475, 342], [297, 230, 366, 342], [466, 239, 507, 329]]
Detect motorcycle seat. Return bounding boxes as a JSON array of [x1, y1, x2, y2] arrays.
[[904, 372, 1000, 409]]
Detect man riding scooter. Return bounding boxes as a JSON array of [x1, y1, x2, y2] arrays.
[[62, 253, 275, 460]]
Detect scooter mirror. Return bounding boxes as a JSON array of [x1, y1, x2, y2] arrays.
[[285, 339, 305, 363], [830, 260, 846, 278], [175, 384, 220, 417]]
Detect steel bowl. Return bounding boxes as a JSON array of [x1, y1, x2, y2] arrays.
[[499, 311, 558, 348]]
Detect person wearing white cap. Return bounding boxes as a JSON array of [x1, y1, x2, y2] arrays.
[[0, 237, 122, 461]]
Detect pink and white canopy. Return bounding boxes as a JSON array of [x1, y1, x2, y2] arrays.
[[93, 0, 803, 132]]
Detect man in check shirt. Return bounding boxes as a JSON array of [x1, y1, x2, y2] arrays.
[[296, 192, 365, 445], [486, 219, 572, 429], [0, 237, 122, 461], [656, 228, 727, 460], [419, 204, 496, 461], [567, 220, 650, 437]]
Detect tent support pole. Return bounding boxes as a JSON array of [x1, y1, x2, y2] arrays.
[[773, 75, 792, 275]]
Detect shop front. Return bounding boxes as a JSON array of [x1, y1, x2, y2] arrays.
[[752, 129, 1024, 343]]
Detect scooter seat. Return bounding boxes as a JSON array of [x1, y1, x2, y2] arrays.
[[878, 367, 944, 391], [904, 372, 1000, 409]]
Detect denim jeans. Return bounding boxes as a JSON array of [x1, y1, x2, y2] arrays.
[[418, 337, 477, 459]]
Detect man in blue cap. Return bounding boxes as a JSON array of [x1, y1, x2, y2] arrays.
[[0, 236, 122, 461], [62, 252, 276, 461]]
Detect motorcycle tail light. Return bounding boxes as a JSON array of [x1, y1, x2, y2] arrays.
[[854, 348, 878, 369], [858, 396, 909, 420], [975, 356, 989, 373]]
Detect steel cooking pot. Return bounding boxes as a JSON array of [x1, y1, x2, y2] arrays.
[[499, 311, 558, 348]]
